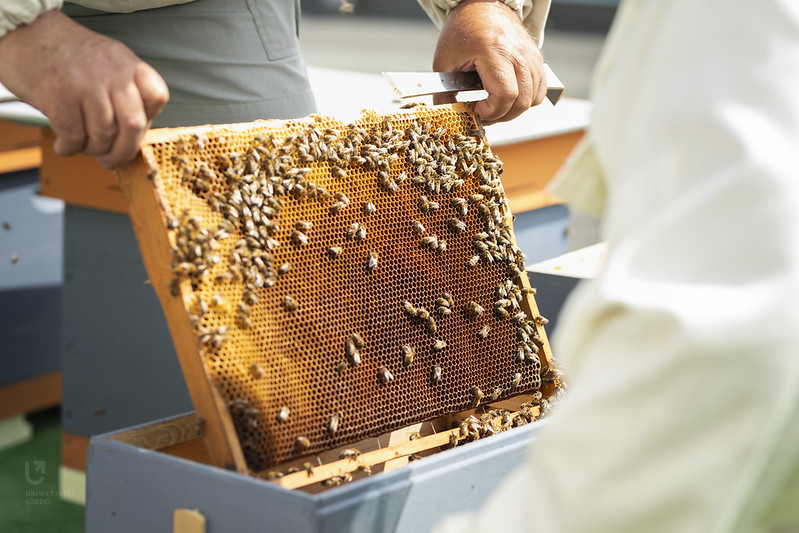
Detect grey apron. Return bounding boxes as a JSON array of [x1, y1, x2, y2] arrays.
[[64, 0, 317, 127], [56, 1, 317, 436]]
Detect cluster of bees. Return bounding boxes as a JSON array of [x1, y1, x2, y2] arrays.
[[156, 106, 554, 470]]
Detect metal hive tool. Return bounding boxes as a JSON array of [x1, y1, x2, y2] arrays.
[[116, 103, 554, 473]]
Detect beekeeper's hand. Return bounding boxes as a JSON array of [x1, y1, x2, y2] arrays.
[[432, 0, 546, 124], [0, 10, 169, 168]]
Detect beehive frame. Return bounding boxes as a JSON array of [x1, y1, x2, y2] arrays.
[[116, 103, 554, 474]]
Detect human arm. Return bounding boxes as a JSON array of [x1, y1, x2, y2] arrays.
[[0, 5, 169, 167], [417, 0, 551, 124]]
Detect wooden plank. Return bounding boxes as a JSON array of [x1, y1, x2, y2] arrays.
[[114, 150, 247, 473], [383, 422, 424, 472], [173, 509, 207, 533], [39, 129, 126, 213], [272, 406, 539, 490], [0, 370, 61, 419], [108, 413, 204, 450], [494, 130, 583, 213], [160, 437, 212, 464], [62, 431, 90, 472], [0, 146, 41, 174], [0, 119, 40, 152]]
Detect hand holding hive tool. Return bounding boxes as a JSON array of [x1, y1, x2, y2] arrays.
[[114, 103, 556, 474], [382, 64, 565, 106]]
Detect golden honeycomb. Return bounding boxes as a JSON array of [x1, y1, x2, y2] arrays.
[[136, 104, 549, 470]]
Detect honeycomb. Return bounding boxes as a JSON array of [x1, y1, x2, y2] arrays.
[[136, 104, 549, 470]]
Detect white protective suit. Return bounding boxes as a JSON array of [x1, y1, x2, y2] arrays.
[[436, 0, 799, 532]]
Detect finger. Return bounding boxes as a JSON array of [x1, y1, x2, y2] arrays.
[[134, 63, 169, 121], [433, 92, 458, 106], [81, 91, 118, 156], [532, 65, 547, 107], [50, 105, 88, 157], [473, 60, 518, 124], [97, 82, 148, 168], [500, 61, 533, 122]]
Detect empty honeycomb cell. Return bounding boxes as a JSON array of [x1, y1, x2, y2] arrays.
[[139, 105, 549, 470]]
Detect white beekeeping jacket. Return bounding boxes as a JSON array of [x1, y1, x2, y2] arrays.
[[436, 0, 799, 531]]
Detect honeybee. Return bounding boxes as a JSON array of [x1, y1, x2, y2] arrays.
[[489, 387, 503, 401], [352, 333, 365, 349], [432, 339, 447, 352], [469, 194, 485, 204], [249, 364, 266, 379], [411, 220, 425, 235], [449, 432, 459, 447], [426, 317, 437, 334], [346, 223, 363, 241], [378, 366, 394, 383], [467, 255, 480, 268], [277, 406, 290, 422], [291, 230, 308, 246], [329, 201, 347, 215], [421, 235, 438, 250], [302, 462, 315, 476], [345, 338, 360, 366], [402, 300, 416, 316], [470, 386, 484, 407], [447, 218, 467, 234], [339, 448, 360, 460], [534, 315, 550, 326], [418, 195, 432, 213], [328, 413, 340, 435], [450, 198, 468, 216], [284, 296, 299, 312], [244, 290, 259, 305], [476, 325, 490, 339], [516, 346, 526, 363], [431, 364, 442, 384], [327, 246, 343, 259], [366, 251, 379, 271], [510, 372, 522, 389], [363, 199, 377, 215], [296, 436, 311, 450], [169, 278, 180, 297], [336, 360, 348, 374], [465, 301, 484, 317]]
